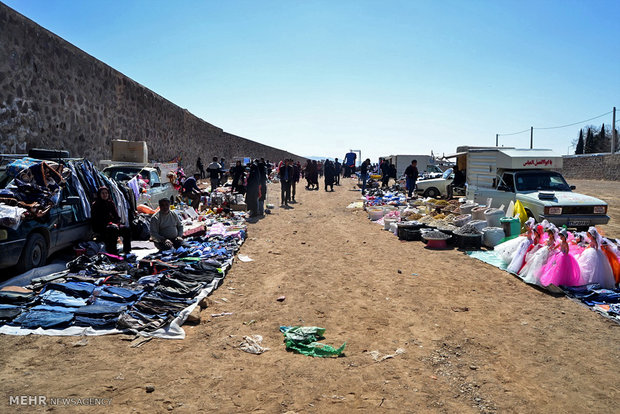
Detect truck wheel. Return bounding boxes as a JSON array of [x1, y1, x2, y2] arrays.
[[16, 233, 48, 273], [423, 187, 440, 198]]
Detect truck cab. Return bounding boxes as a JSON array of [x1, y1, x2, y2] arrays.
[[456, 147, 609, 230]]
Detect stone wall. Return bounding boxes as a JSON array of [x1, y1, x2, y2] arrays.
[[0, 3, 302, 168], [561, 153, 620, 181]]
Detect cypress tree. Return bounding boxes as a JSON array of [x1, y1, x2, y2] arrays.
[[597, 123, 607, 153], [575, 129, 584, 154], [584, 128, 595, 153]]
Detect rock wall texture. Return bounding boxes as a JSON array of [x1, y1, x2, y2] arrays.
[[0, 3, 302, 168], [561, 153, 620, 181]]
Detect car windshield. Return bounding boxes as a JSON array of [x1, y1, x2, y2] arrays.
[[442, 168, 453, 180], [103, 167, 143, 182], [515, 171, 571, 192]]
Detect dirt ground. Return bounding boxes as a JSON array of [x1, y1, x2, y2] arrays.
[[0, 179, 619, 413]]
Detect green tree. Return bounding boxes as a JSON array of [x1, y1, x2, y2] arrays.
[[584, 128, 595, 153], [575, 129, 584, 154]]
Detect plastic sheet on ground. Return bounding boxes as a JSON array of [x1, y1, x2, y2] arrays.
[[279, 326, 346, 358]]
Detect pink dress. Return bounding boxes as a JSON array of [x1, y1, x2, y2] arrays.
[[540, 244, 582, 287]]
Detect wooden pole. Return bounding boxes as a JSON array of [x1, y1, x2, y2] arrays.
[[530, 127, 533, 149], [495, 134, 498, 147], [612, 107, 617, 153]]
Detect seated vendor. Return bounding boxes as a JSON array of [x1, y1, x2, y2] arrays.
[[91, 186, 132, 255], [150, 198, 184, 250], [182, 172, 203, 209]]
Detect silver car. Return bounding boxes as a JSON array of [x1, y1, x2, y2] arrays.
[[102, 165, 176, 208]]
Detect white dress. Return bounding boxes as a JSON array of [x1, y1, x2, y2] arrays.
[[519, 245, 553, 286], [577, 247, 616, 289], [495, 236, 527, 265], [506, 238, 532, 273]]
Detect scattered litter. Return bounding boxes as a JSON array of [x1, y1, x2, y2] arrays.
[[237, 254, 253, 262], [276, 296, 286, 302], [451, 306, 469, 312], [243, 319, 256, 326], [227, 287, 236, 290], [368, 348, 405, 362], [238, 335, 270, 354], [72, 337, 88, 347], [220, 297, 229, 302], [397, 270, 402, 274], [211, 312, 233, 318], [346, 201, 364, 209], [279, 326, 346, 358], [130, 336, 153, 348], [411, 273, 418, 276], [145, 385, 155, 393]]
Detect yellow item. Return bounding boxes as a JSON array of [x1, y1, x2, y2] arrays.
[[513, 200, 528, 231]]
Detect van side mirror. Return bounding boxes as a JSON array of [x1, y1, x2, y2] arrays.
[[570, 185, 576, 190]]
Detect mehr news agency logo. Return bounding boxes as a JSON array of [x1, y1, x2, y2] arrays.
[[9, 395, 112, 406]]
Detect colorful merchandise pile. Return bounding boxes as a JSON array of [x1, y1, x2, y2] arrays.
[[0, 217, 247, 339]]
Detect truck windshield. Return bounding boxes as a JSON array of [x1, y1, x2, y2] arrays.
[[515, 171, 571, 192], [103, 167, 142, 182]]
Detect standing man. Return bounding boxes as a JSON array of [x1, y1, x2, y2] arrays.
[[291, 161, 301, 203], [324, 160, 335, 192], [380, 158, 390, 188], [206, 157, 221, 193], [150, 198, 184, 250], [258, 158, 268, 215], [360, 158, 370, 195], [334, 158, 341, 185], [404, 159, 419, 199], [279, 159, 293, 208], [182, 172, 203, 210], [196, 157, 205, 179]]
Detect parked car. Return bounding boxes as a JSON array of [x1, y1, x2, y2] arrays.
[[102, 165, 176, 208], [0, 154, 91, 272], [416, 168, 454, 198]]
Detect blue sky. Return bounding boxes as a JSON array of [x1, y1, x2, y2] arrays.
[[4, 0, 620, 161]]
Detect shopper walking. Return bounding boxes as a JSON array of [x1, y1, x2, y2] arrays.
[[404, 159, 419, 198], [360, 158, 370, 195]]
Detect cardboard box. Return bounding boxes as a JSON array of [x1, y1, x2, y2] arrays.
[[112, 140, 148, 163]]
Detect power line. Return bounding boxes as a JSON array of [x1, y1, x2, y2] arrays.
[[534, 110, 613, 130], [497, 128, 530, 136]]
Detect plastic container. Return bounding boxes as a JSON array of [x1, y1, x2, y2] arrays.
[[484, 208, 505, 228], [500, 217, 521, 237], [390, 222, 399, 235], [469, 220, 488, 232], [402, 228, 422, 241], [426, 239, 448, 249], [368, 208, 384, 221], [384, 217, 397, 231], [455, 233, 483, 250], [471, 206, 488, 221], [482, 227, 506, 248]]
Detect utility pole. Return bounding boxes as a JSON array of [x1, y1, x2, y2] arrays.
[[530, 126, 533, 149], [495, 134, 498, 147], [612, 107, 617, 153]]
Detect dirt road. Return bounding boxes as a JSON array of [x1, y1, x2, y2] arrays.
[[0, 179, 618, 413]]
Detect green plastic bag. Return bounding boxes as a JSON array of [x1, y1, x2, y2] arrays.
[[279, 326, 346, 358]]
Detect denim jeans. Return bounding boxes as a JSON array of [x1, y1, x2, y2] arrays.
[[361, 173, 368, 194]]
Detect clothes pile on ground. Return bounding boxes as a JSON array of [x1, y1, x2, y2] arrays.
[[0, 216, 247, 339]]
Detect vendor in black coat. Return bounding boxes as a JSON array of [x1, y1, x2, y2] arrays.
[[91, 186, 131, 255], [324, 160, 335, 192], [245, 161, 260, 217], [230, 161, 245, 194]]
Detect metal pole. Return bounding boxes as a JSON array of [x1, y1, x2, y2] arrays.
[[530, 127, 533, 149], [612, 107, 617, 153], [495, 134, 498, 147]]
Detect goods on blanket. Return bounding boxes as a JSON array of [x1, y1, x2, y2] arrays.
[[384, 217, 398, 230], [280, 326, 346, 358], [500, 217, 521, 238], [432, 213, 446, 220], [482, 227, 505, 248], [437, 223, 458, 233], [453, 214, 472, 227], [484, 208, 505, 228]]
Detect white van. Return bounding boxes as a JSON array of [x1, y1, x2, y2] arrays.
[[448, 146, 609, 230]]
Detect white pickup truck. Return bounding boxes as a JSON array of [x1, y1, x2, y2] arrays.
[[449, 147, 610, 230]]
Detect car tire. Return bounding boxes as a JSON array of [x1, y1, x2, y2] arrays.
[[423, 187, 440, 198], [16, 233, 48, 273]]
